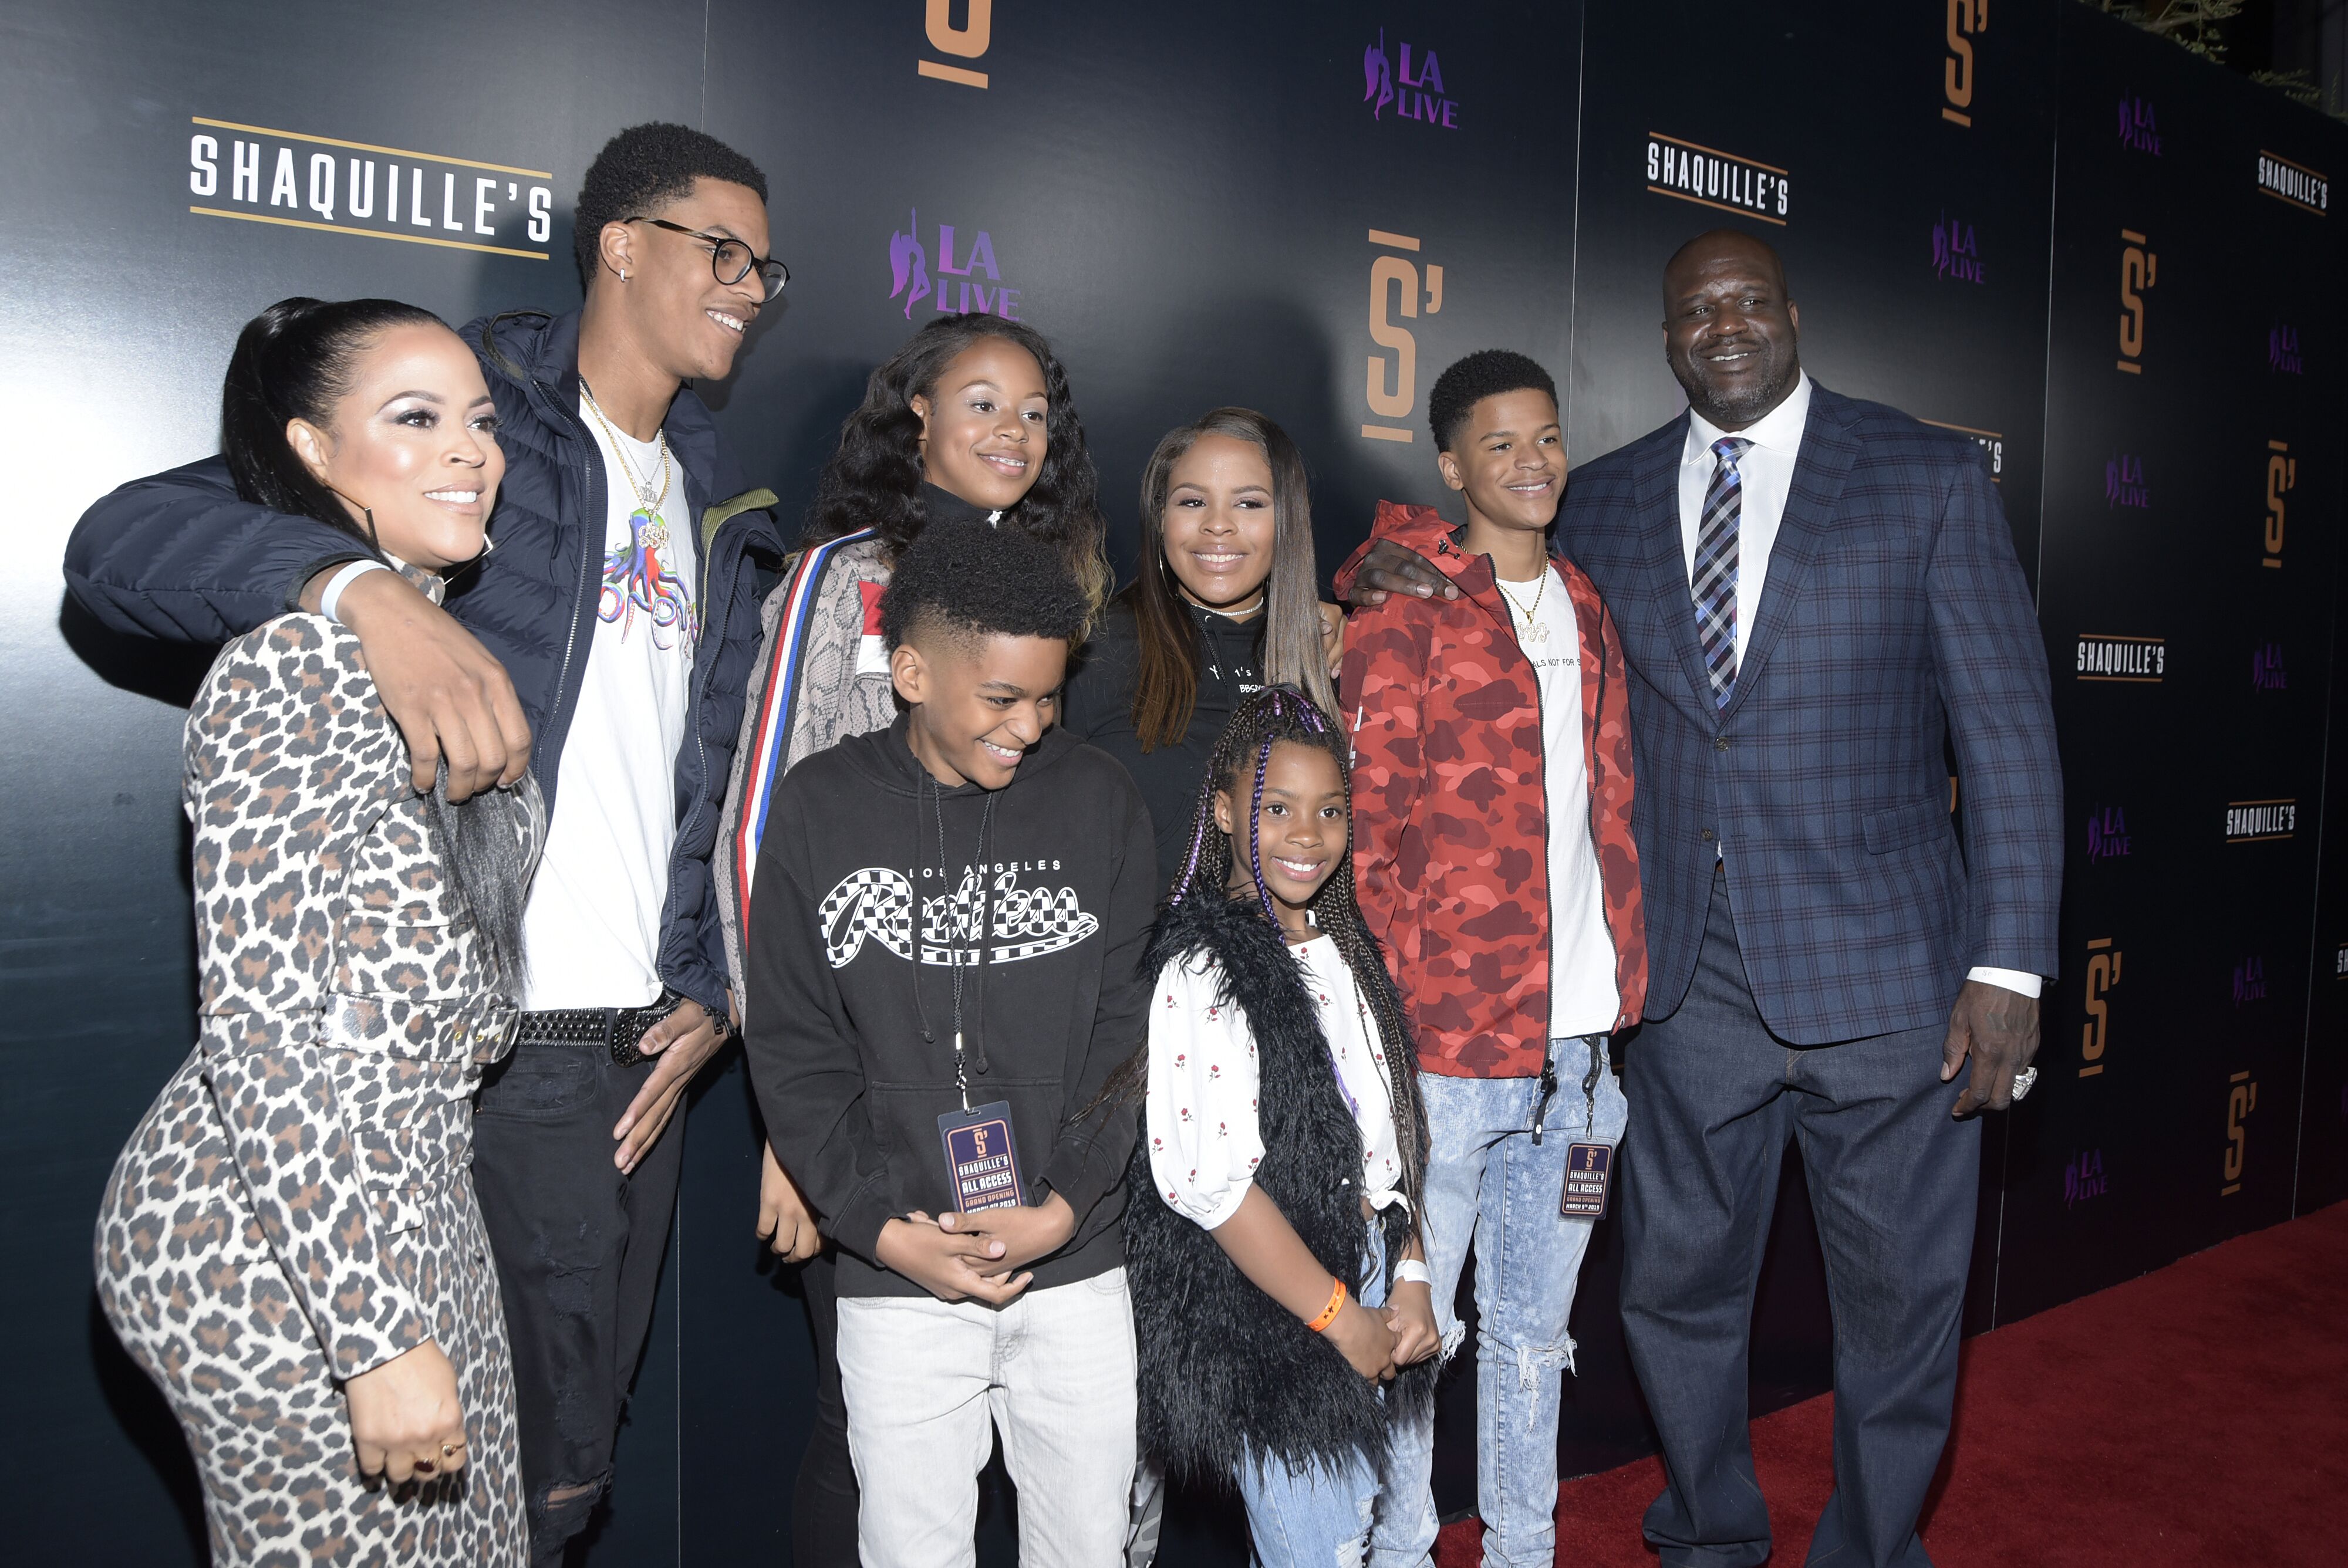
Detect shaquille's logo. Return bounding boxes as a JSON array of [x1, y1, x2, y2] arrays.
[[887, 209, 1024, 320], [187, 116, 553, 261], [1361, 228, 1446, 444], [2225, 800, 2296, 843], [1943, 0, 1987, 127], [917, 0, 993, 89], [2224, 1069, 2260, 1196], [2265, 440, 2297, 568], [2076, 634, 2163, 682], [2258, 149, 2328, 215], [2080, 935, 2123, 1079], [2117, 228, 2157, 374], [1362, 29, 1459, 128], [1645, 133, 1788, 225]]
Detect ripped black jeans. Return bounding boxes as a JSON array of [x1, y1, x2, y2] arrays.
[[474, 1038, 686, 1566]]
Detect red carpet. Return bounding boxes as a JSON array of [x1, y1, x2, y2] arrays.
[[1436, 1202, 2348, 1566]]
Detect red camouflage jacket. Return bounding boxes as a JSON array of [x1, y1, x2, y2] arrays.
[[1338, 501, 1647, 1078]]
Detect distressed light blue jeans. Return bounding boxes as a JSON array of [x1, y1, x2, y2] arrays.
[[1237, 1228, 1391, 1567], [1370, 1036, 1629, 1568]]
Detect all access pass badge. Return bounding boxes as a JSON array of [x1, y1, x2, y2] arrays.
[[937, 1102, 1024, 1214]]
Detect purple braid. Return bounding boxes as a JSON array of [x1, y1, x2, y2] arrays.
[[1168, 779, 1214, 905], [1246, 736, 1277, 924]]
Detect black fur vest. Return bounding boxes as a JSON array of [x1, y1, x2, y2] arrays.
[[1123, 893, 1435, 1485]]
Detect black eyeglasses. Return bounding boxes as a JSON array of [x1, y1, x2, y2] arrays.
[[626, 217, 790, 302]]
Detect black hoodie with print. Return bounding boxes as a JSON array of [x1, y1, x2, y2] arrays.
[[743, 713, 1155, 1297]]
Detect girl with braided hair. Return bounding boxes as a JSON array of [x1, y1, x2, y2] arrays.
[[1122, 685, 1441, 1565]]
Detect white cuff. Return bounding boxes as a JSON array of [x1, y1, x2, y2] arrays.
[[1966, 965, 2042, 999], [319, 559, 392, 623], [1392, 1259, 1432, 1287]]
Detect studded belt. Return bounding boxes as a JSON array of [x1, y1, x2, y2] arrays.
[[515, 988, 689, 1069]]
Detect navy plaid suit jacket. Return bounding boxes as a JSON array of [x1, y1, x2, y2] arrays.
[[1556, 383, 2062, 1044]]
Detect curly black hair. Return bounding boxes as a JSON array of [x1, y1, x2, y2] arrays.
[[1428, 348, 1557, 454], [804, 313, 1111, 617], [573, 123, 770, 289], [879, 515, 1089, 657]]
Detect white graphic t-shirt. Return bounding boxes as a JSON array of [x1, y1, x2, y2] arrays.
[[1499, 572, 1618, 1038], [518, 398, 700, 1009]]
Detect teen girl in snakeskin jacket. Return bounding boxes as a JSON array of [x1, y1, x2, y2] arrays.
[[712, 311, 1109, 1563], [95, 299, 542, 1564]]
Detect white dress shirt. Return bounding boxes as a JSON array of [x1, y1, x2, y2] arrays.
[[1674, 374, 2040, 1001]]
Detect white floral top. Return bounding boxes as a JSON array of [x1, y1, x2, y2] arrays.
[[1146, 934, 1407, 1230]]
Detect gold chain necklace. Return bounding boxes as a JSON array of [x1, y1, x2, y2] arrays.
[[1497, 568, 1550, 645], [580, 383, 673, 513]]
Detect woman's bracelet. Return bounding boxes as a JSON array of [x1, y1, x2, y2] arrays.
[[319, 559, 392, 623], [1305, 1277, 1348, 1334], [1393, 1259, 1432, 1287]]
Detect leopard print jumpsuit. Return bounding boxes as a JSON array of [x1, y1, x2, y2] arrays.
[[96, 609, 539, 1566]]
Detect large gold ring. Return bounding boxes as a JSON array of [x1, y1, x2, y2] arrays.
[[441, 1441, 465, 1460]]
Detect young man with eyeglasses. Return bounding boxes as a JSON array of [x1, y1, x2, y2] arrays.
[[66, 122, 791, 1564]]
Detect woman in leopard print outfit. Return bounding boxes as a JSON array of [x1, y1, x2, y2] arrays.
[[94, 299, 538, 1566]]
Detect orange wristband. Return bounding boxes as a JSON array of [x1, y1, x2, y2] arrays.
[[1305, 1277, 1348, 1334]]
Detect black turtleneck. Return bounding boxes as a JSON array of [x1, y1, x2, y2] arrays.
[[920, 481, 1000, 530], [1061, 593, 1266, 893]]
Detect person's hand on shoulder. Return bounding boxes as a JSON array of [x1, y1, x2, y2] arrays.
[[1346, 539, 1456, 607], [1317, 600, 1347, 680], [318, 567, 531, 800]]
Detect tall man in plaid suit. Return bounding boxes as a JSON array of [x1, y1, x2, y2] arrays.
[[1351, 230, 2062, 1567]]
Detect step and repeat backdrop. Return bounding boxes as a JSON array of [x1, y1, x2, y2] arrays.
[[6, 2, 2342, 1563]]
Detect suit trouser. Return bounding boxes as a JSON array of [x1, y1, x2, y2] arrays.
[[1620, 868, 1976, 1568]]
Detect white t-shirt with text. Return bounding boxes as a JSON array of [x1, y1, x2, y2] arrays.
[[1499, 572, 1618, 1038]]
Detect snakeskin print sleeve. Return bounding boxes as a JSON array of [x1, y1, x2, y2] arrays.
[[183, 615, 433, 1378]]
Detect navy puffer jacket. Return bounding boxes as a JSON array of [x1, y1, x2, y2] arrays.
[[63, 307, 785, 1016]]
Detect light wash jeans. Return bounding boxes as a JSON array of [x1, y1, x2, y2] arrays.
[[1371, 1036, 1630, 1568], [1236, 1226, 1392, 1567], [836, 1266, 1139, 1568]]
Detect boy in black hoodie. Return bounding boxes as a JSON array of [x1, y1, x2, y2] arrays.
[[743, 518, 1152, 1566]]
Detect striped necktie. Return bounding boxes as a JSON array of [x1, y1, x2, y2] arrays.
[[1692, 436, 1752, 711]]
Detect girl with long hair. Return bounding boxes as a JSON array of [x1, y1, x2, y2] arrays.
[[1123, 687, 1441, 1566], [1060, 407, 1340, 889], [715, 310, 1109, 1563], [95, 298, 541, 1564]]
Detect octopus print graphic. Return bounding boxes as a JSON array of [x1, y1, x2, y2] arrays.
[[601, 509, 699, 648]]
